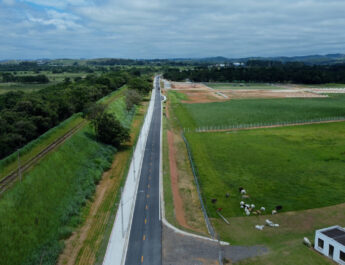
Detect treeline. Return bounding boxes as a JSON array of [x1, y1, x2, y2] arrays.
[[163, 62, 345, 84], [0, 62, 99, 73], [0, 72, 49, 83], [0, 71, 152, 159]]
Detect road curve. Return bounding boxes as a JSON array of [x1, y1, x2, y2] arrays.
[[125, 77, 162, 265]]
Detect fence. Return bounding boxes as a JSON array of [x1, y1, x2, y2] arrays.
[[184, 116, 345, 133], [181, 133, 215, 238]]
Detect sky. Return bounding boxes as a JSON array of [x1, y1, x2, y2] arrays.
[[1, 0, 345, 59]]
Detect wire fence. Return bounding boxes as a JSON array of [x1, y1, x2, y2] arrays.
[[183, 116, 345, 133], [181, 132, 215, 238]]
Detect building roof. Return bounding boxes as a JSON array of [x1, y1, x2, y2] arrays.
[[321, 227, 345, 246]]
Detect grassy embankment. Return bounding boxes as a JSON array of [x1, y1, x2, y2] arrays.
[[0, 87, 129, 265], [205, 83, 282, 90], [0, 87, 125, 181], [169, 91, 345, 264], [172, 93, 345, 129], [59, 92, 151, 265]]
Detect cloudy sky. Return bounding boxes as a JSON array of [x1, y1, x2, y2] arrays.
[[1, 0, 345, 59]]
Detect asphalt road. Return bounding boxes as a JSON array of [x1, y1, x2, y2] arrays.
[[125, 77, 162, 265]]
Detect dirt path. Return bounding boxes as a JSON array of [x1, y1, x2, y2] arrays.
[[167, 130, 190, 229], [198, 119, 345, 133]]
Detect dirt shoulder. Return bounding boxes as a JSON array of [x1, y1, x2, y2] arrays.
[[58, 99, 149, 265], [163, 90, 208, 235]]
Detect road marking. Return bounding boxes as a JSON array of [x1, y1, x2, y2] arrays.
[[146, 204, 148, 210], [143, 235, 146, 241], [147, 194, 150, 198], [145, 218, 147, 224], [148, 184, 150, 189], [141, 256, 144, 263]]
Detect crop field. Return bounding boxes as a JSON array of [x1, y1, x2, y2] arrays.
[[170, 92, 345, 129], [205, 82, 282, 90], [185, 122, 345, 218]]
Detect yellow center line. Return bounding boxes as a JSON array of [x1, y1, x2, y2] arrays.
[[148, 184, 150, 189], [141, 256, 144, 263], [145, 218, 147, 224], [147, 194, 150, 198], [143, 235, 146, 240], [146, 204, 148, 210]]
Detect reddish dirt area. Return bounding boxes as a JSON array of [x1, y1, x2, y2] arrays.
[[169, 82, 327, 103], [201, 119, 345, 133], [219, 89, 327, 99], [167, 130, 190, 229], [171, 82, 227, 103]]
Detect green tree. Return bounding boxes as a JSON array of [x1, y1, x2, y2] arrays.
[[92, 113, 130, 148], [125, 89, 142, 111]]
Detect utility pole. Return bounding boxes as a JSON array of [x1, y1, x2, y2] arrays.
[[17, 149, 22, 182]]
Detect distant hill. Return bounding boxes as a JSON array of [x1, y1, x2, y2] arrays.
[[1, 54, 345, 66], [169, 54, 345, 65]]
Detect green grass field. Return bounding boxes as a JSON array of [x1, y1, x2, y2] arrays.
[[0, 82, 54, 94], [0, 85, 134, 265], [0, 125, 116, 265], [185, 122, 345, 218], [0, 114, 84, 180], [0, 86, 125, 181], [170, 92, 345, 129], [205, 82, 282, 90]]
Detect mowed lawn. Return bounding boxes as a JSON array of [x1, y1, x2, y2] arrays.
[[205, 82, 281, 90], [185, 122, 345, 218], [174, 94, 345, 129]]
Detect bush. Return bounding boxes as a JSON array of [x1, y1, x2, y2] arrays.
[[92, 113, 130, 148]]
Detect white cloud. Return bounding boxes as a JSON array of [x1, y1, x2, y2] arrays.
[[2, 0, 15, 5], [2, 0, 345, 59]]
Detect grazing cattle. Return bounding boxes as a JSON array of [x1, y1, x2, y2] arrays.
[[226, 193, 230, 198], [239, 187, 244, 192], [276, 205, 283, 211], [272, 210, 277, 215], [211, 198, 217, 204], [241, 189, 246, 195], [260, 207, 266, 211]]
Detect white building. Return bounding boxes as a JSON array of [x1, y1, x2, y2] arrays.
[[314, 225, 345, 264]]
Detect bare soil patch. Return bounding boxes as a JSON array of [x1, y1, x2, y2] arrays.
[[219, 89, 327, 99], [171, 82, 227, 103], [170, 82, 327, 103], [167, 130, 190, 229]]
